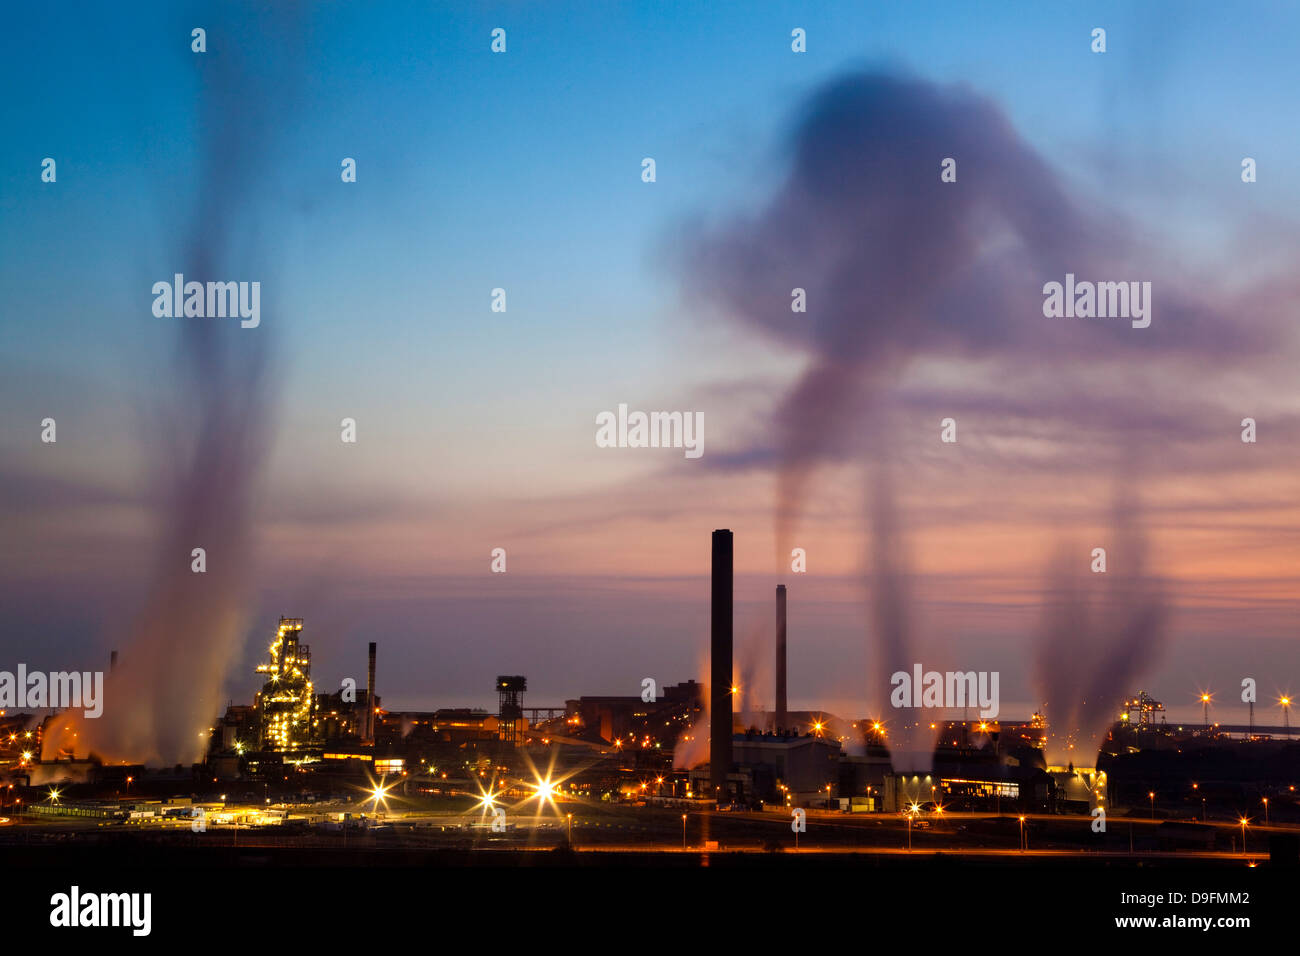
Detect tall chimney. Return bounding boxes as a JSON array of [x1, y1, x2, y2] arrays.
[[775, 584, 787, 732], [366, 641, 377, 744], [710, 529, 734, 800], [109, 650, 118, 673]]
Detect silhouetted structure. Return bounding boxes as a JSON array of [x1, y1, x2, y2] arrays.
[[497, 676, 527, 749], [710, 530, 733, 799], [775, 584, 788, 730], [365, 642, 377, 744]]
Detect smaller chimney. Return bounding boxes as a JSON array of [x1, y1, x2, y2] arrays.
[[775, 585, 787, 731], [110, 650, 118, 673]]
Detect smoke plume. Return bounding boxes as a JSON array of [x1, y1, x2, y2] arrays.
[[1035, 482, 1168, 765], [45, 10, 302, 765], [864, 459, 933, 771], [676, 69, 1263, 555], [674, 67, 1278, 771]]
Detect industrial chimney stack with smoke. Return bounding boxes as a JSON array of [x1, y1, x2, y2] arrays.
[[710, 529, 734, 800]]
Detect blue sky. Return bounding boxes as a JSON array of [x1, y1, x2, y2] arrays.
[[6, 0, 1297, 373]]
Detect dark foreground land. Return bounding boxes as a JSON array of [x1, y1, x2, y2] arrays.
[[11, 802, 1292, 939], [13, 840, 1286, 941]]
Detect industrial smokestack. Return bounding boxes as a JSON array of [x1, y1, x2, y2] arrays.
[[710, 530, 734, 800], [109, 650, 118, 673], [366, 641, 377, 744], [775, 584, 787, 731]]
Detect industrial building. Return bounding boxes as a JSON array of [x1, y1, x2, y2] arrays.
[[566, 680, 703, 746], [733, 731, 841, 805]]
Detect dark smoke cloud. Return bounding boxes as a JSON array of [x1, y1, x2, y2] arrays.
[[46, 9, 304, 765], [675, 69, 1282, 554]]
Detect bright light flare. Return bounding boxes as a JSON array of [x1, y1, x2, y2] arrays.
[[475, 780, 500, 812], [365, 777, 397, 812], [532, 777, 558, 805]]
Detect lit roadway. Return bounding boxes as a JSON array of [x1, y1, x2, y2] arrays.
[[9, 800, 1294, 864], [556, 846, 1260, 861], [543, 807, 1297, 860]]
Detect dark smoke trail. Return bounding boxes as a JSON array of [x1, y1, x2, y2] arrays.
[[678, 71, 1105, 555], [1035, 484, 1168, 765], [676, 69, 1255, 557], [865, 459, 932, 772], [46, 10, 303, 765]]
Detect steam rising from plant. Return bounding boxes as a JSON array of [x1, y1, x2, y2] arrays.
[[865, 462, 931, 771], [1035, 488, 1168, 765], [45, 11, 302, 765]]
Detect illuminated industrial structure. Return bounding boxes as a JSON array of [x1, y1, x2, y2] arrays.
[[497, 676, 527, 748], [254, 618, 319, 755], [1121, 691, 1166, 730]]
